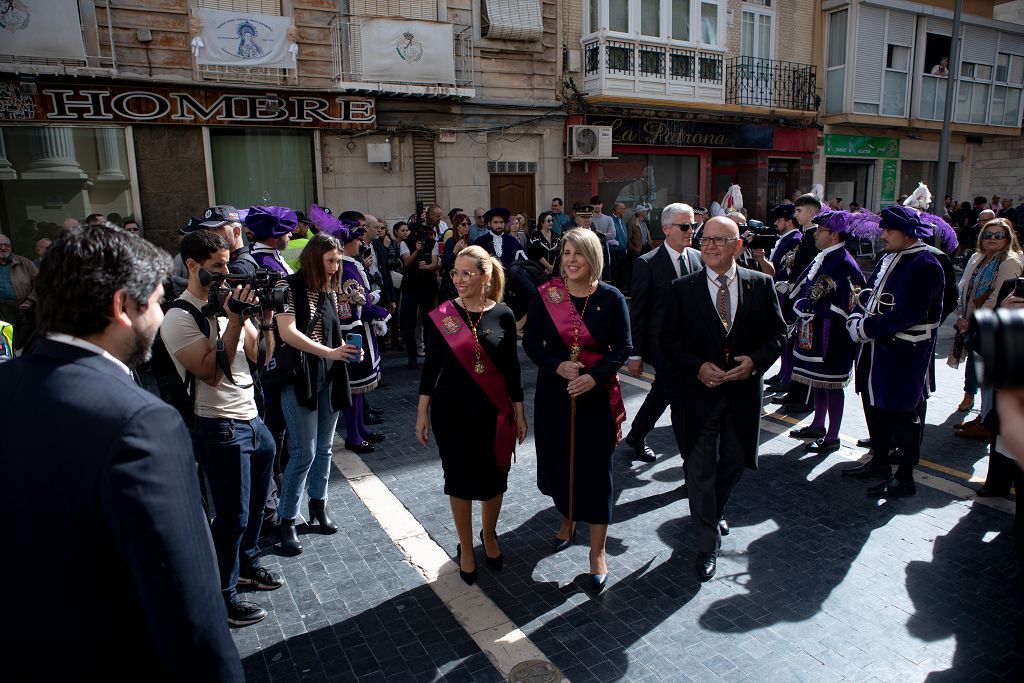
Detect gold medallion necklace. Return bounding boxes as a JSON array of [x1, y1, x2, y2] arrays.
[[461, 297, 486, 374]]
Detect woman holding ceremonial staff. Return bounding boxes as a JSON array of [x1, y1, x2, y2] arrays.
[[416, 246, 528, 585], [523, 228, 631, 591]]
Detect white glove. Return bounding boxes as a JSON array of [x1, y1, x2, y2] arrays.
[[372, 320, 389, 337], [846, 313, 868, 343], [369, 290, 381, 305]]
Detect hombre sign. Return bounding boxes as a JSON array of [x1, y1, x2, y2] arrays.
[[0, 82, 376, 129]]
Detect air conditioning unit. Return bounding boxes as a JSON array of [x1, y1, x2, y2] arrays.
[[568, 125, 613, 159]]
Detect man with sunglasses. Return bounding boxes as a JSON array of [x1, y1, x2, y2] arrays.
[[625, 203, 703, 464]]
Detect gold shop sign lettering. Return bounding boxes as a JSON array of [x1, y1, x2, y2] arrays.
[[589, 116, 775, 149], [0, 81, 376, 129]]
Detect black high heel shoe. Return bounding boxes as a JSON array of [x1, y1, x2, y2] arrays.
[[552, 523, 576, 553], [455, 543, 477, 585], [480, 530, 503, 571], [278, 518, 302, 556], [589, 573, 608, 592], [307, 498, 338, 534]]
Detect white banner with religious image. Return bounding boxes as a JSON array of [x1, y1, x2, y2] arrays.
[[0, 0, 87, 60], [358, 18, 456, 85], [193, 8, 294, 68]]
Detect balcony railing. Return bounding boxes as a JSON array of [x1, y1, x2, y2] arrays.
[[330, 15, 475, 98], [581, 35, 725, 104], [725, 57, 817, 111]]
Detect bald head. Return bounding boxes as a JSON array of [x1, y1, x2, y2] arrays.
[[703, 216, 741, 237]]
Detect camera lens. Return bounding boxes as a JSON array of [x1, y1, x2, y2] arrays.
[[971, 308, 1024, 389]]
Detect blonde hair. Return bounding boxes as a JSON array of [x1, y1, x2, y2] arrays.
[[977, 218, 1022, 257], [455, 245, 505, 302], [559, 227, 604, 282], [513, 213, 528, 232]]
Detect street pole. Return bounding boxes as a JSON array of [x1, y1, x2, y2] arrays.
[[934, 0, 963, 211]]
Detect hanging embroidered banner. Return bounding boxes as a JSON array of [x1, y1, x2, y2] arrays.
[[358, 18, 456, 85], [194, 8, 294, 68], [0, 0, 87, 60]]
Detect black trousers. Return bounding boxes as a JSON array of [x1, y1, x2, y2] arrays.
[[863, 399, 926, 479], [400, 285, 435, 362], [630, 374, 669, 443], [683, 394, 746, 553]]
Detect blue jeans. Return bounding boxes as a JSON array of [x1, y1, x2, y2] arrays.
[[965, 349, 979, 395], [279, 378, 341, 520], [194, 416, 275, 603]]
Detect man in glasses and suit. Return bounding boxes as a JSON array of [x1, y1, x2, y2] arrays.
[[660, 216, 786, 581], [624, 203, 702, 463]]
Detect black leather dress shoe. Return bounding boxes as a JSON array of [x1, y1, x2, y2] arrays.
[[790, 426, 826, 439], [695, 552, 717, 581], [625, 436, 657, 463], [842, 461, 891, 479], [977, 486, 1011, 498], [365, 414, 385, 426], [718, 518, 729, 536], [856, 437, 872, 448], [367, 406, 384, 417], [363, 431, 386, 443], [867, 476, 917, 498], [345, 440, 375, 454], [805, 438, 841, 454], [782, 403, 813, 414]]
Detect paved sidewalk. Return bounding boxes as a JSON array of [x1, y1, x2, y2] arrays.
[[236, 327, 1022, 682]]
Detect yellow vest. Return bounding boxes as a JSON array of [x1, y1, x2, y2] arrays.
[[0, 319, 13, 360], [282, 237, 309, 272]]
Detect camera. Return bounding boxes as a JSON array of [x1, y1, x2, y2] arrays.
[[200, 269, 287, 317], [742, 220, 779, 251], [359, 244, 373, 259], [969, 306, 1024, 389]]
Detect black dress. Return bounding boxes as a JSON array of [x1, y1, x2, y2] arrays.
[[419, 301, 524, 500], [523, 282, 631, 524]]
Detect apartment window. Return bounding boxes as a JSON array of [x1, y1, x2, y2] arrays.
[[955, 61, 992, 124], [672, 0, 690, 40], [589, 0, 599, 33], [591, 0, 721, 47], [641, 0, 660, 36], [882, 44, 910, 116], [609, 0, 629, 32], [825, 9, 848, 115], [741, 8, 772, 60], [700, 1, 718, 45], [992, 53, 1024, 126]]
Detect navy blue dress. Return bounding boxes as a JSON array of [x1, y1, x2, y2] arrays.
[[523, 282, 632, 524]]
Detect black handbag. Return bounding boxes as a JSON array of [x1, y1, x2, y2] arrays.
[[261, 308, 321, 390]]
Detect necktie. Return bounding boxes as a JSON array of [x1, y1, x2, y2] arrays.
[[678, 253, 688, 276], [716, 273, 731, 330]]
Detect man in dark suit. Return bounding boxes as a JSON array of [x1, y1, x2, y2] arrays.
[[625, 202, 703, 463], [661, 217, 787, 581], [1, 225, 242, 679]]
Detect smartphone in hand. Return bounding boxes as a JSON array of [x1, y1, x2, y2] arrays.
[[345, 332, 363, 362]]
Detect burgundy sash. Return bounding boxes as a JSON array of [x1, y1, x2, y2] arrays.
[[428, 301, 516, 470], [537, 278, 627, 443]]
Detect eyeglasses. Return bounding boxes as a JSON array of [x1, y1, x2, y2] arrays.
[[982, 232, 1009, 240], [698, 236, 739, 247], [450, 269, 481, 281], [665, 223, 696, 231]]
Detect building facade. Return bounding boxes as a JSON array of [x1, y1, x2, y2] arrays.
[[561, 0, 820, 237], [818, 0, 1024, 211], [0, 0, 567, 256]]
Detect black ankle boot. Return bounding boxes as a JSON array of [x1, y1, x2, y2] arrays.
[[307, 498, 339, 534], [278, 518, 302, 555]]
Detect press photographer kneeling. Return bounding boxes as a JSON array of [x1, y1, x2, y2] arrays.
[[160, 229, 282, 627]]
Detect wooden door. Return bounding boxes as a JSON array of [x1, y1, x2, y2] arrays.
[[489, 174, 536, 226]]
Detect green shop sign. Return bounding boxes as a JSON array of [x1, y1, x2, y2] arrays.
[[825, 135, 900, 158], [880, 159, 898, 204]]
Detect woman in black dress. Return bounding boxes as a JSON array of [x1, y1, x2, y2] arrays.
[[440, 213, 472, 300], [529, 211, 560, 275], [523, 228, 631, 590], [416, 245, 528, 584]]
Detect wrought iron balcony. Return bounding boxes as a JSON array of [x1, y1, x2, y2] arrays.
[[581, 35, 725, 105], [725, 57, 817, 111]]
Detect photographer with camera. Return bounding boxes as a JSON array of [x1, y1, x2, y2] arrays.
[[160, 230, 281, 627], [400, 217, 440, 370], [730, 212, 776, 276]]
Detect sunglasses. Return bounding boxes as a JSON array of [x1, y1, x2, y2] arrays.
[[666, 223, 696, 231], [982, 231, 1008, 240]]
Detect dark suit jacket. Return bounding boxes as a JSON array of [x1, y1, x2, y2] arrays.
[[2, 339, 242, 680], [660, 267, 786, 469], [371, 237, 396, 309], [629, 244, 700, 369]]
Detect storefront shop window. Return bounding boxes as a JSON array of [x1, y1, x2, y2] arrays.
[[0, 126, 136, 258], [597, 153, 700, 239], [208, 128, 316, 213]]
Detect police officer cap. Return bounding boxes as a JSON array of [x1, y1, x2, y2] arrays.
[[572, 203, 593, 218], [245, 205, 298, 240], [178, 216, 204, 235], [768, 203, 796, 222], [198, 205, 241, 229]]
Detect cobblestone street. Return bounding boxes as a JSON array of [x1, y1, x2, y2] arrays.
[[234, 323, 1022, 682]]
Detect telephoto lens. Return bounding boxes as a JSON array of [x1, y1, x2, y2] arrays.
[[969, 308, 1024, 389]]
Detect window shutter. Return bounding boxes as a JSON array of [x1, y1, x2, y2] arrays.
[[1000, 32, 1024, 57], [412, 134, 436, 206], [854, 5, 885, 104], [482, 0, 544, 42], [198, 0, 282, 14], [350, 0, 438, 20], [962, 25, 998, 65], [886, 10, 914, 48], [928, 17, 951, 36]]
